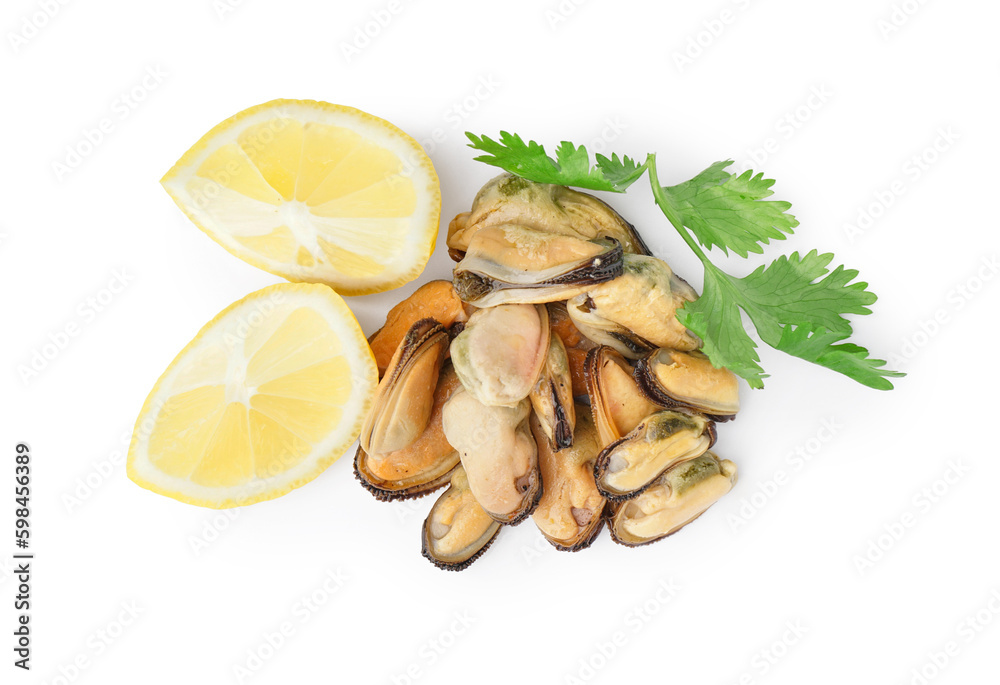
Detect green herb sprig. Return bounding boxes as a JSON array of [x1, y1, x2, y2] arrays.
[[465, 131, 903, 390]]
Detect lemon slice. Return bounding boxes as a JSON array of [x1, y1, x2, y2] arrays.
[[127, 283, 377, 508], [161, 99, 440, 296]]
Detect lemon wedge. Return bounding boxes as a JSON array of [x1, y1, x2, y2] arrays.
[[161, 99, 440, 296], [127, 283, 377, 508]]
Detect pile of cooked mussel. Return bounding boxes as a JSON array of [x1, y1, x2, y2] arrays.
[[356, 173, 740, 571]]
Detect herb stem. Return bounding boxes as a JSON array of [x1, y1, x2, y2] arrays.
[[645, 153, 712, 266]]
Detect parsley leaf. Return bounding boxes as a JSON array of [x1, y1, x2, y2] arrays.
[[675, 252, 884, 389], [594, 152, 647, 190], [658, 161, 798, 258], [649, 155, 901, 390], [773, 326, 905, 390], [726, 250, 876, 343], [465, 132, 644, 192], [674, 262, 768, 387]]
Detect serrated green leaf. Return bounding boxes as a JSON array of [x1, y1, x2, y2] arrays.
[[676, 265, 768, 389], [649, 155, 900, 390], [551, 141, 601, 182], [659, 160, 799, 258], [676, 252, 898, 389], [774, 326, 905, 390], [465, 131, 643, 192], [595, 153, 647, 190], [734, 250, 877, 344], [465, 131, 562, 183]]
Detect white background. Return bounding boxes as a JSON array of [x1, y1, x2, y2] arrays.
[[2, 0, 999, 683]]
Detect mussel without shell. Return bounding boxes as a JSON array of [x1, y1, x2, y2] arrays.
[[442, 388, 541, 525], [357, 175, 747, 568], [359, 318, 449, 455], [452, 225, 623, 307], [450, 303, 550, 407], [355, 364, 463, 501], [529, 333, 576, 451], [567, 254, 701, 358], [584, 345, 659, 447], [422, 466, 502, 571], [609, 452, 737, 547], [368, 280, 470, 377], [448, 173, 651, 258], [530, 408, 606, 551], [594, 410, 716, 501], [635, 349, 740, 422]]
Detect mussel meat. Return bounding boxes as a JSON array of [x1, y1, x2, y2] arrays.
[[442, 388, 541, 524], [567, 254, 701, 358], [635, 349, 740, 422], [450, 303, 550, 406], [452, 225, 623, 307], [530, 408, 606, 551], [609, 452, 737, 546], [529, 333, 576, 451], [355, 364, 463, 501], [359, 318, 449, 455], [368, 280, 470, 377], [547, 301, 596, 398], [584, 346, 659, 447], [594, 410, 716, 501], [448, 173, 651, 258], [421, 466, 502, 571]]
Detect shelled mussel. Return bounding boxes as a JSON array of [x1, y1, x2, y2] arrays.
[[356, 174, 742, 571]]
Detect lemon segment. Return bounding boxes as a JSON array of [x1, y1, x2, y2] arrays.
[[161, 99, 440, 296], [128, 283, 377, 508]]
